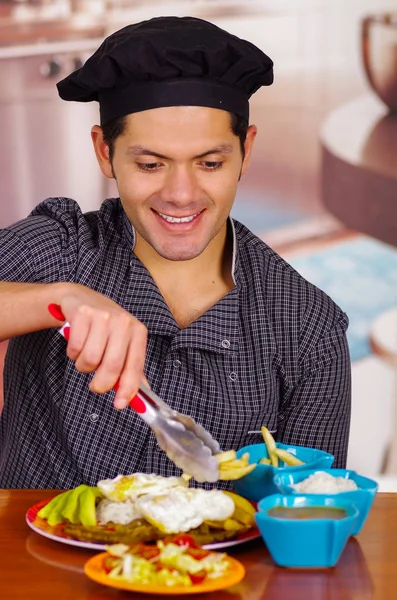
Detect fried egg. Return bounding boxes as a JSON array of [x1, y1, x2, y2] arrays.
[[135, 487, 235, 534], [97, 473, 187, 503], [96, 498, 143, 525]]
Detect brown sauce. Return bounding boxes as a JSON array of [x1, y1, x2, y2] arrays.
[[267, 506, 347, 520]]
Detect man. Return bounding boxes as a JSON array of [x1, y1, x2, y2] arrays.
[[0, 17, 351, 489]]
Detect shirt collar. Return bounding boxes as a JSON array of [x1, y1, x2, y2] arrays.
[[120, 204, 240, 352], [229, 216, 240, 286], [121, 202, 136, 251], [171, 286, 239, 353]]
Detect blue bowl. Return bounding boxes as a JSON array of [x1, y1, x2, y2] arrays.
[[255, 494, 359, 568], [273, 468, 378, 535], [233, 443, 334, 502]]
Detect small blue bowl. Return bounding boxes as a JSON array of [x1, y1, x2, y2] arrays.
[[255, 494, 359, 568], [233, 443, 334, 502], [273, 468, 378, 535]]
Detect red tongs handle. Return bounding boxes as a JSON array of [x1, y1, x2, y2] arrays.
[[47, 303, 146, 413]]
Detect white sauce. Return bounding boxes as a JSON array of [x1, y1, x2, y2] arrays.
[[291, 472, 359, 493]]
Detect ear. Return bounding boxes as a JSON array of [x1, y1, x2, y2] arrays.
[[91, 125, 114, 179], [240, 125, 257, 177]]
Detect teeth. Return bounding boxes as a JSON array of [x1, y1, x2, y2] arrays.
[[157, 212, 199, 223]]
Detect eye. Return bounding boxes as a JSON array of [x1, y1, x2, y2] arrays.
[[199, 161, 224, 171], [136, 162, 163, 172]]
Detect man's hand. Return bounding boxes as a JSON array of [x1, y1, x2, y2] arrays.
[[56, 284, 148, 409]]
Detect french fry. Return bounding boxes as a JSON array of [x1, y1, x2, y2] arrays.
[[185, 449, 257, 482], [223, 491, 256, 527], [203, 519, 229, 530], [275, 448, 305, 466], [223, 518, 246, 532], [261, 426, 278, 467], [203, 518, 245, 533], [220, 458, 251, 469], [218, 463, 257, 480], [216, 450, 256, 480], [230, 506, 255, 527], [258, 457, 271, 465], [215, 450, 237, 464], [222, 491, 256, 518]]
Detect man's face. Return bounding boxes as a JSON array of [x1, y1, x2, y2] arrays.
[[93, 106, 256, 262]]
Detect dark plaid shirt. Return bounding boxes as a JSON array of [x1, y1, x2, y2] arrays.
[[0, 198, 351, 489]]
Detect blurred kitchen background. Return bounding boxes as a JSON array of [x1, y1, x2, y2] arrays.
[[1, 0, 396, 486]]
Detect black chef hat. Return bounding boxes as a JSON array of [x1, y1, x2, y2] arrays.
[[57, 16, 273, 125]]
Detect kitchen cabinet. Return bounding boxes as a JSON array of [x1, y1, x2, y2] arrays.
[[0, 39, 108, 226]]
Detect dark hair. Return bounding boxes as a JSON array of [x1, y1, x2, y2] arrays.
[[229, 113, 249, 158], [102, 112, 248, 163]]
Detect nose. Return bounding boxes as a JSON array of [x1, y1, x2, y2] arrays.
[[160, 165, 200, 206]]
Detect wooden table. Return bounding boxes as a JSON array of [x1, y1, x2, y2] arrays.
[[1, 489, 397, 600]]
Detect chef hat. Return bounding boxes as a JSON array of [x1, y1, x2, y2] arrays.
[[57, 16, 274, 125]]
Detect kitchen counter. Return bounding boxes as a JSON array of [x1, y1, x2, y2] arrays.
[[0, 0, 278, 53], [0, 33, 102, 59], [0, 18, 105, 48]]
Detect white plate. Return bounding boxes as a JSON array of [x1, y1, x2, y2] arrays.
[[26, 497, 261, 551]]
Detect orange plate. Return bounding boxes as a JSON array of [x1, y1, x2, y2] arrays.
[[84, 551, 246, 595]]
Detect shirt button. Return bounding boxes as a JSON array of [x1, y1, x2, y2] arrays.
[[173, 359, 182, 367], [229, 372, 238, 382], [89, 413, 99, 423], [221, 339, 231, 349]]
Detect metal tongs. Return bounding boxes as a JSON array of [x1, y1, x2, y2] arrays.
[[48, 304, 221, 482]]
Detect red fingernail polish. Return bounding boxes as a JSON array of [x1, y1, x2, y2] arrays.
[[48, 303, 65, 321], [63, 325, 70, 341]]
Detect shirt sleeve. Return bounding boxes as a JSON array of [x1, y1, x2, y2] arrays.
[[0, 198, 80, 283], [276, 314, 351, 468]]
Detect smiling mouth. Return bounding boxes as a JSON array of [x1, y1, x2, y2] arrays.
[[155, 210, 202, 224]]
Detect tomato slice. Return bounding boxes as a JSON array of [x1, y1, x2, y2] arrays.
[[168, 534, 197, 548], [189, 570, 207, 584], [186, 547, 211, 560], [126, 542, 162, 560], [140, 545, 161, 561], [129, 542, 145, 555], [155, 562, 174, 572], [102, 556, 119, 574]]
